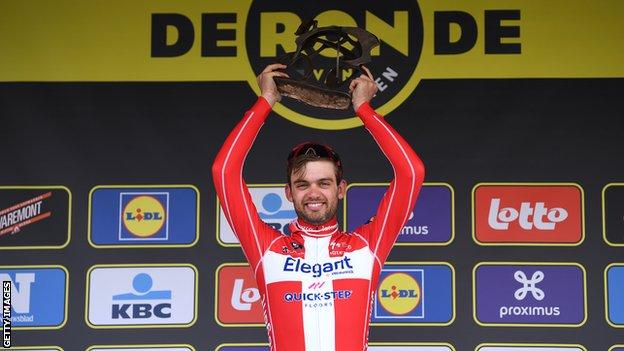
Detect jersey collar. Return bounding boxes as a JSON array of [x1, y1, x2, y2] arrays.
[[291, 217, 339, 237]]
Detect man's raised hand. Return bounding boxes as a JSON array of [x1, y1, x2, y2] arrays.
[[257, 64, 289, 107], [349, 66, 378, 112]]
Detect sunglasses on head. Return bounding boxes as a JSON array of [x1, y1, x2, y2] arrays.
[[287, 142, 341, 167]]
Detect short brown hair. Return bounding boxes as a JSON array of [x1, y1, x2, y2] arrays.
[[286, 142, 343, 185]]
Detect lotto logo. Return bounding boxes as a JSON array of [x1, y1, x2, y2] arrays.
[[216, 264, 263, 325], [473, 184, 583, 245]]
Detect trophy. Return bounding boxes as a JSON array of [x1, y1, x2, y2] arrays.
[[274, 20, 380, 110]]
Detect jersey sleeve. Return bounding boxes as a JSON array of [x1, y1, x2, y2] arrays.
[[212, 97, 283, 269], [352, 102, 425, 264]]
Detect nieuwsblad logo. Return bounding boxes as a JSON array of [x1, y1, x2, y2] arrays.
[[473, 184, 584, 245], [345, 184, 453, 245], [216, 264, 263, 325], [372, 263, 454, 325], [86, 265, 197, 328], [605, 264, 624, 327], [474, 263, 586, 326], [0, 266, 67, 328], [0, 187, 71, 249], [89, 186, 199, 248], [218, 186, 296, 246]]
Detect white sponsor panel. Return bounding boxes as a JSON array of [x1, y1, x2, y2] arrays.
[[90, 348, 191, 351], [219, 187, 295, 244], [87, 266, 196, 326]]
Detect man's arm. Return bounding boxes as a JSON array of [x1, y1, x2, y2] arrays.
[[350, 67, 426, 264], [211, 64, 287, 268]]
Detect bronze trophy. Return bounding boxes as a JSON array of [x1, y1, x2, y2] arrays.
[[274, 20, 379, 110]]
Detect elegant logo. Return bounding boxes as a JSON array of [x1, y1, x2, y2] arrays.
[[87, 265, 196, 327], [217, 265, 263, 325], [0, 267, 67, 328], [218, 186, 296, 245], [89, 186, 199, 247], [474, 264, 585, 325], [605, 264, 624, 326], [372, 264, 453, 324], [345, 184, 453, 244], [0, 187, 71, 249], [473, 184, 583, 244], [282, 256, 354, 278]]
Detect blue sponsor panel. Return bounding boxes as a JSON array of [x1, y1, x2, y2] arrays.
[[474, 263, 586, 326], [371, 264, 454, 324], [606, 264, 624, 326], [345, 184, 452, 244], [0, 266, 67, 328], [218, 186, 296, 245], [89, 186, 198, 246]]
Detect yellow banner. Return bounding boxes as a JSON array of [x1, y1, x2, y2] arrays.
[[1, 0, 623, 81]]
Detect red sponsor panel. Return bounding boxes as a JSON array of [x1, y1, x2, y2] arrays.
[[473, 184, 583, 244], [217, 265, 263, 324]]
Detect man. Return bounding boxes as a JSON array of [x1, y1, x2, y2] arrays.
[[212, 64, 425, 351]]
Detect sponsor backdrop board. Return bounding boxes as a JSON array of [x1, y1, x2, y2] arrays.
[[1, 0, 623, 349]]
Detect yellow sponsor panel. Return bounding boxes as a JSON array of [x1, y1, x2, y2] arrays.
[[1, 0, 623, 81]]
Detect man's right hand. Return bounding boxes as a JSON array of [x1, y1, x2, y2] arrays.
[[257, 64, 289, 107]]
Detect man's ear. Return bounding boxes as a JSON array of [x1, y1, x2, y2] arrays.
[[337, 179, 347, 200], [285, 183, 293, 202]]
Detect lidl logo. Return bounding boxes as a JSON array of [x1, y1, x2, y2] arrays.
[[86, 265, 197, 328], [345, 184, 453, 245], [121, 194, 167, 238], [218, 186, 296, 246], [89, 186, 199, 247], [378, 273, 422, 316], [0, 266, 67, 328], [473, 184, 584, 245], [372, 264, 454, 325]]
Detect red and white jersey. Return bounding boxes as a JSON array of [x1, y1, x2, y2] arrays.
[[212, 98, 425, 351]]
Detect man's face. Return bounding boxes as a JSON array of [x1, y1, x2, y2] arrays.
[[285, 160, 347, 226]]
